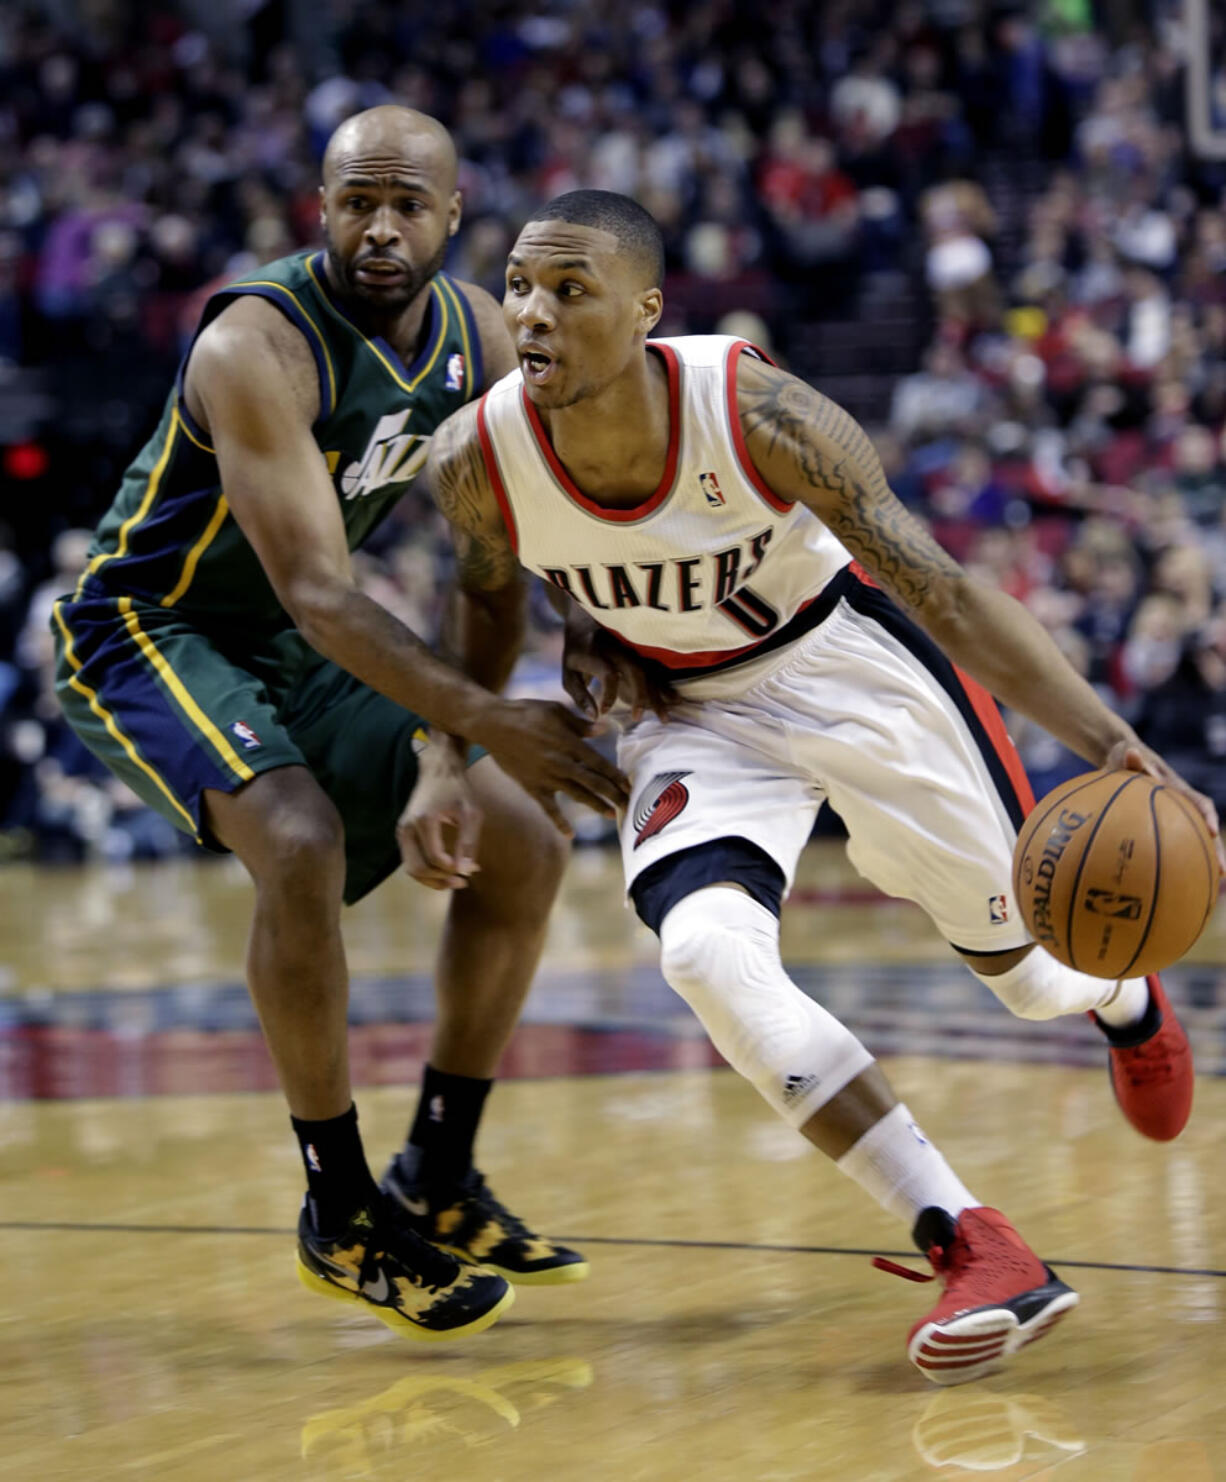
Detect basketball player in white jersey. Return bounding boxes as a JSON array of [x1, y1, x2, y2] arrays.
[[418, 191, 1222, 1385]]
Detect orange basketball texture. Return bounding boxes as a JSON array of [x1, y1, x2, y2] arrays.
[[1011, 770, 1221, 978]]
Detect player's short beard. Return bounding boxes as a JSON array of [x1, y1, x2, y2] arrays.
[[325, 232, 449, 317]]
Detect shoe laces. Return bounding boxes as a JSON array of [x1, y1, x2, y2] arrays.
[[872, 1233, 971, 1287], [1115, 1033, 1183, 1087], [459, 1169, 533, 1240], [370, 1197, 463, 1292]]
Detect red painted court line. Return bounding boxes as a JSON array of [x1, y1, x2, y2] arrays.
[[0, 1022, 727, 1101]]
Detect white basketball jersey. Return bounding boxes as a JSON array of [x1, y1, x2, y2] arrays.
[[477, 336, 853, 681]]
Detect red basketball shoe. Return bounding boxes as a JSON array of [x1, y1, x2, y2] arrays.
[[874, 1207, 1079, 1386], [1094, 975, 1194, 1141]]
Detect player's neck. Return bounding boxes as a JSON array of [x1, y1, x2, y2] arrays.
[[536, 349, 670, 507], [325, 259, 435, 361]]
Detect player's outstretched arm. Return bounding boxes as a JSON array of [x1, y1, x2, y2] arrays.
[[736, 355, 1222, 850], [188, 300, 626, 830], [188, 300, 514, 744]]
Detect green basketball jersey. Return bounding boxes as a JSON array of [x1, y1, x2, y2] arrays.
[[78, 250, 483, 632]]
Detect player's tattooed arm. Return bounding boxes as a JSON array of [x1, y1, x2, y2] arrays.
[[427, 403, 521, 593], [425, 402, 526, 705], [734, 355, 1155, 776], [736, 355, 963, 623]]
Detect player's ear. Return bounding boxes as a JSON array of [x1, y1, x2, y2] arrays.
[[318, 184, 327, 231], [448, 190, 462, 239], [638, 287, 663, 335]]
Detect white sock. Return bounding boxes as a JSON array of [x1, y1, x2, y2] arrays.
[[835, 1103, 977, 1227], [1094, 975, 1150, 1029]]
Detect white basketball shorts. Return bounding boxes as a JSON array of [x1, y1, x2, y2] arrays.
[[617, 573, 1036, 953]]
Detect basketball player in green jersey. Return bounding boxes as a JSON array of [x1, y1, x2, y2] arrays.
[[52, 108, 628, 1343]]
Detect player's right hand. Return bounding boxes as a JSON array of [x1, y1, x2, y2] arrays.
[[562, 609, 678, 723], [474, 698, 630, 835]]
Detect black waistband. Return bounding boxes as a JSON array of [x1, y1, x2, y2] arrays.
[[652, 563, 854, 684]]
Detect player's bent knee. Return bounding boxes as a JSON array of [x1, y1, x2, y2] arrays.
[[251, 799, 346, 892], [968, 945, 1114, 1020], [658, 887, 874, 1126]]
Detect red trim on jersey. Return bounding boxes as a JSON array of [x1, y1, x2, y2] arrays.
[[622, 593, 819, 670], [476, 395, 518, 554], [725, 340, 791, 514], [952, 665, 1036, 812], [519, 343, 682, 522], [848, 559, 879, 588]]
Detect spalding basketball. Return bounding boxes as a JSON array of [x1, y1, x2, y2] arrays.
[[1012, 769, 1221, 978]]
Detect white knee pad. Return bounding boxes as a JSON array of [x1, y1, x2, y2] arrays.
[[972, 947, 1122, 1020], [658, 887, 874, 1127]]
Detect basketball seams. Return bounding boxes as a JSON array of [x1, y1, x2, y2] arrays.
[[1062, 773, 1146, 972], [1017, 770, 1217, 976], [1156, 786, 1220, 938], [1011, 770, 1115, 913], [1118, 787, 1164, 979]]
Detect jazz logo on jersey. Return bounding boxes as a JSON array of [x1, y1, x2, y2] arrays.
[[633, 771, 692, 848], [230, 720, 261, 750], [445, 352, 465, 392], [340, 409, 429, 500], [988, 893, 1008, 924], [698, 470, 726, 507]]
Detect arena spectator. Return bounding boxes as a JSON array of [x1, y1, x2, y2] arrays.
[[0, 0, 1223, 857]]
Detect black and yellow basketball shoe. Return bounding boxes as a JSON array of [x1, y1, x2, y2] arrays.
[[296, 1194, 514, 1340], [381, 1156, 589, 1285]]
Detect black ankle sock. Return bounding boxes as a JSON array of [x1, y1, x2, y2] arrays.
[[912, 1205, 958, 1253], [291, 1103, 379, 1234], [405, 1064, 492, 1185], [1095, 986, 1161, 1048]]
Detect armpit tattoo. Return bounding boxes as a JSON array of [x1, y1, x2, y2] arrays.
[[741, 367, 961, 611]]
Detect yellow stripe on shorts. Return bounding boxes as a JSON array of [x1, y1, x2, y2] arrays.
[[116, 596, 255, 782], [51, 600, 199, 836]]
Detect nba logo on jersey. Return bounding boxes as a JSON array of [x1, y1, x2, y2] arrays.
[[988, 893, 1008, 924], [698, 470, 726, 507], [445, 353, 465, 391], [230, 720, 261, 750]]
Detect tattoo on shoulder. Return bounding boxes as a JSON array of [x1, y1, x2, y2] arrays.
[[430, 408, 487, 525], [429, 408, 518, 590], [739, 361, 961, 610]]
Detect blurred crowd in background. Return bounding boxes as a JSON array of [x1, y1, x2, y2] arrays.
[[0, 0, 1224, 864]]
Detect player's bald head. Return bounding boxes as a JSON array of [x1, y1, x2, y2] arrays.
[[319, 106, 462, 318], [322, 106, 458, 194]]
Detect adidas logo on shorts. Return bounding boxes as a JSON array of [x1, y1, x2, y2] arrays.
[[782, 1072, 819, 1106]]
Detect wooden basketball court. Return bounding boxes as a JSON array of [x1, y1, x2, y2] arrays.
[[3, 843, 1224, 1481]]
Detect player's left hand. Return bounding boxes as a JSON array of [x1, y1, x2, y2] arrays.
[[1107, 738, 1225, 873], [562, 608, 679, 722], [397, 743, 483, 890]]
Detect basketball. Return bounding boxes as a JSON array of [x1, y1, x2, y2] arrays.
[[1012, 769, 1222, 978]]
